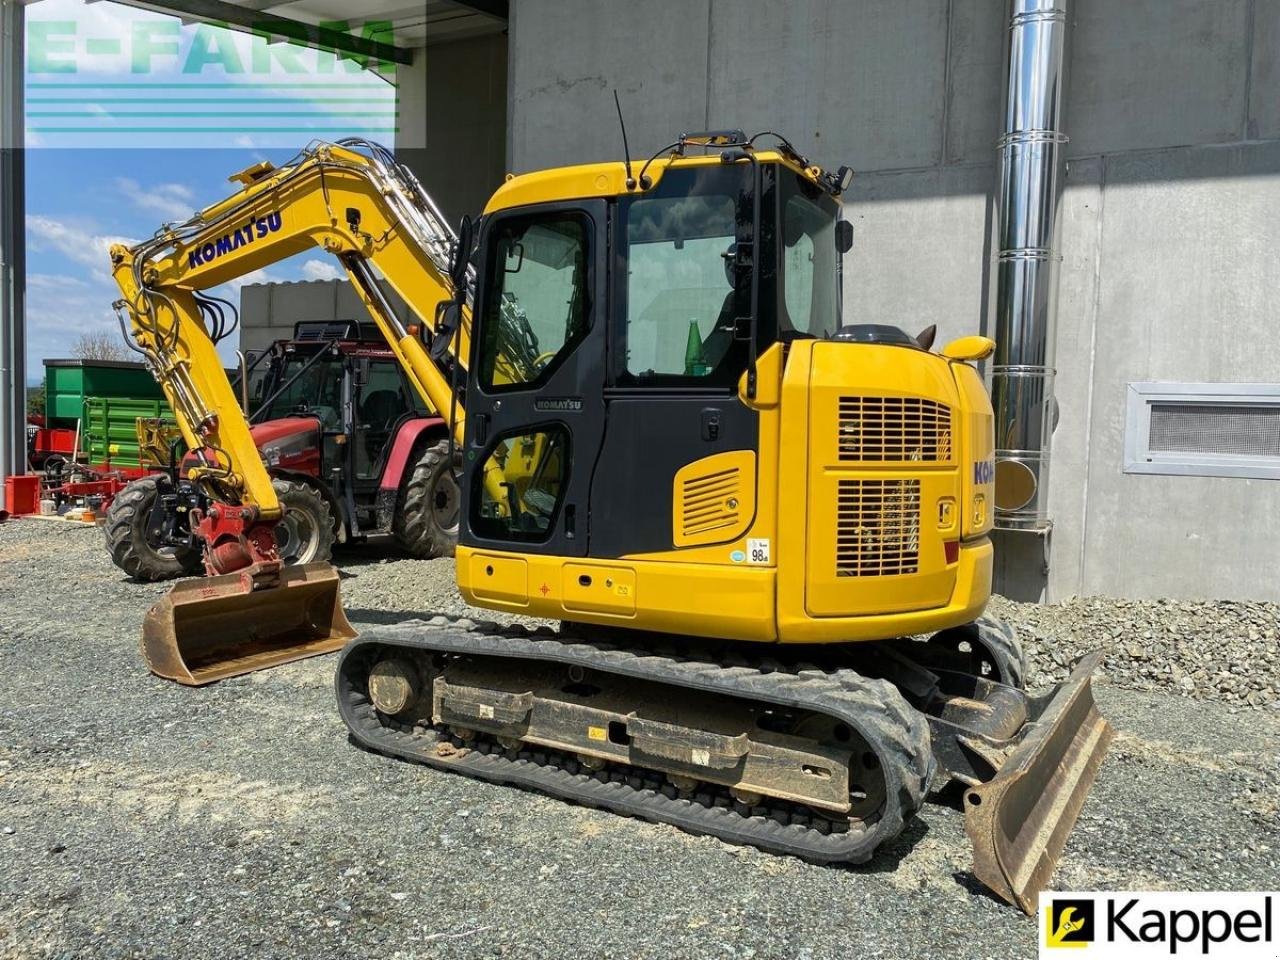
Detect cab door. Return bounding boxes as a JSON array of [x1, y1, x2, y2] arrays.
[[589, 162, 766, 559], [460, 201, 608, 559]]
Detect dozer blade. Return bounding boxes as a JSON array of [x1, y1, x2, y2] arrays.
[[141, 561, 357, 686], [963, 651, 1113, 914]]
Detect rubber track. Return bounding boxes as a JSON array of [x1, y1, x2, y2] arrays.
[[336, 616, 934, 865]]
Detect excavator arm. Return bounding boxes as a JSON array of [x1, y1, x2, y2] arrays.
[[113, 140, 469, 530], [112, 139, 481, 683]]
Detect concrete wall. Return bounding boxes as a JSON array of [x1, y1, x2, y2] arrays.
[[396, 32, 508, 225], [506, 0, 1280, 602], [238, 280, 409, 356]]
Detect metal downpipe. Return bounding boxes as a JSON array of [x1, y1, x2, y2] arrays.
[[990, 0, 1070, 532]]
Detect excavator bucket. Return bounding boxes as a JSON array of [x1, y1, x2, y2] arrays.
[[141, 561, 356, 686], [963, 651, 1113, 914]]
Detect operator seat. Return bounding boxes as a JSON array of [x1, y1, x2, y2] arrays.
[[360, 389, 403, 465]]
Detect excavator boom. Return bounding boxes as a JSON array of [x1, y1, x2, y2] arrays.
[[111, 140, 474, 684]]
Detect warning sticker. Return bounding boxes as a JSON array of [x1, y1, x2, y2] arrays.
[[587, 726, 607, 742], [747, 538, 771, 564]]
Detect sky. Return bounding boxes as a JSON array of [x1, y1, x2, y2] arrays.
[[20, 0, 400, 378]]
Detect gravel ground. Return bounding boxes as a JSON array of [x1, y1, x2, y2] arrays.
[[0, 518, 1277, 960]]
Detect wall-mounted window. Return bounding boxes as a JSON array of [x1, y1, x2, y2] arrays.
[[1124, 382, 1280, 480]]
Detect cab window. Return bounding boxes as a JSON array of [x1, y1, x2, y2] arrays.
[[477, 214, 590, 391], [617, 165, 752, 388], [260, 353, 344, 430], [780, 173, 840, 339]]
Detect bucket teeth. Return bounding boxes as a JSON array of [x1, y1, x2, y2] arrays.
[[140, 561, 357, 686], [963, 651, 1113, 913]]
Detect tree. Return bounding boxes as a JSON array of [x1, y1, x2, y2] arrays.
[[26, 383, 45, 418], [70, 330, 127, 362]]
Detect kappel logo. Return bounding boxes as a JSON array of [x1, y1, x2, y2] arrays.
[[1047, 898, 1096, 949], [1039, 892, 1278, 958]]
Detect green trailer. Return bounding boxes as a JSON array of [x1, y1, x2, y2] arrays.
[[41, 359, 176, 468], [83, 397, 177, 466], [43, 359, 168, 428]]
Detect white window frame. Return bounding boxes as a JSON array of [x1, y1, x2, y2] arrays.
[[1124, 382, 1280, 480]]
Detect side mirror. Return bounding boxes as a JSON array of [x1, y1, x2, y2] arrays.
[[835, 220, 853, 254], [431, 302, 462, 360], [940, 335, 996, 362], [450, 215, 474, 292]]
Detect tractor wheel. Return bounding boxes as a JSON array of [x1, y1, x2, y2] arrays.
[[393, 438, 460, 559], [271, 478, 334, 566], [103, 476, 202, 582]]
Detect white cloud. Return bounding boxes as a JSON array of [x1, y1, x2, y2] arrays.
[[25, 273, 122, 366], [25, 214, 136, 279], [28, 273, 88, 290], [114, 177, 198, 223], [220, 270, 284, 294], [301, 259, 344, 282]]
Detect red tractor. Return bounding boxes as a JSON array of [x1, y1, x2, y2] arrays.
[[103, 321, 459, 580]]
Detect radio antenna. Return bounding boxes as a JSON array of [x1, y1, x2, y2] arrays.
[[614, 89, 637, 190]]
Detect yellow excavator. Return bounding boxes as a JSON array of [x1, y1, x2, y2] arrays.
[[111, 134, 1111, 913]]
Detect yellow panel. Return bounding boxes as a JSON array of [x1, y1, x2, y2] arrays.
[[778, 539, 992, 643], [456, 548, 777, 641], [562, 563, 637, 616], [671, 450, 757, 548], [802, 341, 963, 619], [806, 472, 958, 617], [950, 361, 996, 540], [465, 552, 529, 607]]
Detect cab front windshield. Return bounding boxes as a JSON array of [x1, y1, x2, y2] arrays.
[[258, 353, 344, 429]]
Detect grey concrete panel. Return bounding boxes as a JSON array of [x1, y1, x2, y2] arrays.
[[1249, 0, 1280, 140], [841, 163, 991, 348], [1044, 157, 1103, 600], [398, 34, 508, 223], [265, 281, 339, 327], [508, 0, 711, 172], [707, 0, 949, 172], [1067, 0, 1251, 157], [944, 0, 1004, 164], [1079, 141, 1280, 600]]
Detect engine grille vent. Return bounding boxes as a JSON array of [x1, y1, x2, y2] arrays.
[[836, 479, 921, 577], [837, 396, 953, 463], [679, 466, 742, 539]]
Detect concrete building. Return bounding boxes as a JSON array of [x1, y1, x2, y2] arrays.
[[239, 0, 1280, 603]]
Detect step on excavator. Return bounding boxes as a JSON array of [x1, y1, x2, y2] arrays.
[[110, 134, 1111, 912]]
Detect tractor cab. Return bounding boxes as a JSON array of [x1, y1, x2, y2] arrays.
[[247, 321, 431, 531]]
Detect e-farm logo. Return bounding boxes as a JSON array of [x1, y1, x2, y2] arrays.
[[24, 14, 399, 147], [1040, 893, 1278, 958]]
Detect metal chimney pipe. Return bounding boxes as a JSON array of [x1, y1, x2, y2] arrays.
[[990, 0, 1070, 531]]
